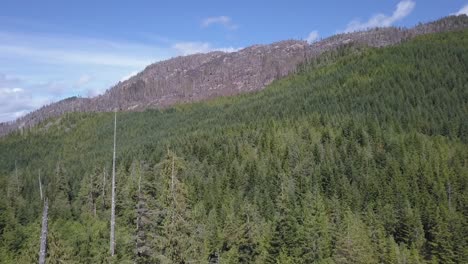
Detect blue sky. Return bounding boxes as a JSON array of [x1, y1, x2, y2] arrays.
[[0, 0, 467, 122]]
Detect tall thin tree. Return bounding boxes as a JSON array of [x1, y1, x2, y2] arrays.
[[39, 198, 49, 264], [39, 170, 43, 200], [110, 111, 117, 256]]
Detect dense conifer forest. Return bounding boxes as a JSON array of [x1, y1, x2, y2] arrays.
[[0, 29, 467, 263]]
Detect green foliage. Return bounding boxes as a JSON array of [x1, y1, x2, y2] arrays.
[[0, 30, 467, 263], [333, 210, 377, 264]]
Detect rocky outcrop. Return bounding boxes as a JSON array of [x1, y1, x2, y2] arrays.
[[1, 15, 467, 137]]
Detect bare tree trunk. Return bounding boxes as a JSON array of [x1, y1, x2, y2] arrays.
[[39, 170, 43, 200], [110, 111, 117, 256], [39, 198, 49, 264]]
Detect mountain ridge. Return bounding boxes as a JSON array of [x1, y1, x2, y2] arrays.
[[1, 15, 467, 137]]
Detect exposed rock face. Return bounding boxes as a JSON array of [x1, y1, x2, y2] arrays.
[[1, 15, 467, 137]]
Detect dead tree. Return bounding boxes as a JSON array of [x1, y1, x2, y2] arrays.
[[39, 198, 49, 264], [39, 170, 43, 200], [110, 111, 117, 256]]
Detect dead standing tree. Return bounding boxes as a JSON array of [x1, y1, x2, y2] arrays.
[[110, 111, 117, 256], [39, 170, 43, 200], [38, 198, 49, 264]]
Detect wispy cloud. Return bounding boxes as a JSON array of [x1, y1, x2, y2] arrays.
[[172, 42, 240, 55], [0, 75, 51, 122], [0, 73, 21, 87], [201, 16, 238, 30], [343, 0, 416, 33], [85, 87, 106, 98], [0, 31, 179, 121], [76, 74, 93, 88], [0, 31, 169, 67], [0, 44, 154, 68], [36, 80, 68, 96], [306, 31, 319, 43], [451, 4, 468, 16], [120, 71, 139, 82], [0, 29, 241, 121]]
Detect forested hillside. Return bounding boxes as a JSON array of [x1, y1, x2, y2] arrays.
[[0, 30, 467, 263], [1, 15, 467, 138]]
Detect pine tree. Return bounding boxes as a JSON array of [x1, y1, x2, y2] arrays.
[[333, 210, 377, 264], [428, 207, 455, 263], [267, 177, 299, 263], [237, 204, 261, 263], [50, 161, 72, 219], [298, 192, 332, 263], [78, 167, 101, 217], [154, 150, 197, 263], [396, 201, 425, 250], [47, 229, 75, 264], [384, 236, 399, 264]]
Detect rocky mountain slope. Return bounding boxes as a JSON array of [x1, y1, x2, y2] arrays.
[[1, 15, 467, 136]]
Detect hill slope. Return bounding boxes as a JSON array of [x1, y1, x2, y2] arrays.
[[1, 15, 467, 137], [0, 30, 467, 263]]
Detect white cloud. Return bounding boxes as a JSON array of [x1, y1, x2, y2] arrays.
[[0, 74, 72, 121], [38, 80, 67, 96], [0, 31, 169, 67], [0, 73, 21, 87], [0, 31, 175, 122], [452, 4, 468, 16], [343, 0, 416, 33], [0, 30, 244, 122], [306, 31, 319, 43], [76, 74, 92, 87], [0, 87, 24, 95], [172, 42, 240, 56], [83, 71, 139, 98], [85, 87, 104, 98], [0, 44, 154, 68], [201, 16, 238, 30], [120, 71, 139, 82], [0, 86, 51, 122], [173, 42, 212, 55]]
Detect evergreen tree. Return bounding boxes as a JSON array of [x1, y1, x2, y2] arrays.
[[333, 210, 377, 264], [427, 207, 455, 263], [298, 192, 332, 263], [267, 176, 300, 263], [154, 150, 198, 263]]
